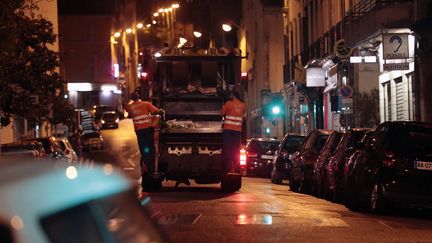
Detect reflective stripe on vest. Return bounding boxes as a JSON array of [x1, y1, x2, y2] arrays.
[[224, 120, 242, 126], [133, 114, 150, 121], [225, 115, 242, 121]]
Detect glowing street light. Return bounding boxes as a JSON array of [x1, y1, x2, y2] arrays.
[[158, 8, 164, 13], [222, 24, 232, 32], [152, 20, 157, 24], [179, 37, 187, 44], [172, 3, 180, 8], [146, 24, 151, 28], [125, 28, 133, 34], [136, 23, 143, 29], [153, 12, 159, 17], [154, 52, 162, 58], [193, 31, 202, 38], [113, 32, 121, 38]]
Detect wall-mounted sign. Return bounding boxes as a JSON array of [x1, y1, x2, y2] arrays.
[[306, 67, 325, 87], [383, 63, 409, 71], [383, 34, 409, 60], [334, 39, 353, 59]]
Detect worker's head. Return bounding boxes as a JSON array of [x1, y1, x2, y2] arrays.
[[130, 91, 140, 101], [232, 91, 242, 101]]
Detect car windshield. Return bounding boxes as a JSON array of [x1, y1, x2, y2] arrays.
[[281, 136, 305, 152], [303, 133, 329, 152], [248, 141, 280, 152], [102, 113, 118, 119]]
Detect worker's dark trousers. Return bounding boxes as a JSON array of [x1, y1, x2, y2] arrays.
[[135, 127, 155, 177], [223, 129, 241, 172]]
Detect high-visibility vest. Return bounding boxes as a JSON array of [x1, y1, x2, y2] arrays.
[[221, 99, 246, 132], [126, 100, 158, 131]]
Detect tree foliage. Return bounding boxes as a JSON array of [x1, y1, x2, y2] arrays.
[[0, 0, 73, 127], [354, 88, 380, 128]]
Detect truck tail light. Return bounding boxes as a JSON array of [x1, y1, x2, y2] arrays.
[[240, 149, 246, 166]]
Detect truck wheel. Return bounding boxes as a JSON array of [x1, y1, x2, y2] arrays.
[[142, 177, 162, 192], [221, 173, 242, 193]]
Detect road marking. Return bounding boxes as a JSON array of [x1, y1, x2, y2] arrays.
[[311, 217, 349, 227], [127, 151, 139, 167], [378, 220, 394, 229]]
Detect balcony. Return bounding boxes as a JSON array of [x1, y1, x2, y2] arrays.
[[343, 0, 414, 46]]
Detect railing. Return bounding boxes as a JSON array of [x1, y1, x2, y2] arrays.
[[344, 0, 413, 25]]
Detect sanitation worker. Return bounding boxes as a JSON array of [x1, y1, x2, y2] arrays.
[[126, 92, 163, 190], [221, 91, 246, 173]]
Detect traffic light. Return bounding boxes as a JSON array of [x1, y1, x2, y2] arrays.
[[265, 127, 271, 134]]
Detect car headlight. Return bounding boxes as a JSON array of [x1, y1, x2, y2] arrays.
[[115, 118, 119, 123], [101, 120, 105, 124]]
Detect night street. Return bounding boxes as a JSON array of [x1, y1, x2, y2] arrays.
[[87, 120, 432, 243]]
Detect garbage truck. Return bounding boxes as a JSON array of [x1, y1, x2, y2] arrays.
[[140, 46, 246, 192]]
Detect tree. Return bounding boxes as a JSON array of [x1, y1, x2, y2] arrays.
[[354, 88, 380, 128], [0, 0, 73, 128]]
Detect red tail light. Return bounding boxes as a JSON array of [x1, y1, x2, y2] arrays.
[[246, 152, 258, 158], [240, 149, 246, 166], [383, 151, 395, 167]]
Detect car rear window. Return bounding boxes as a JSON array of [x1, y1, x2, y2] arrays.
[[102, 113, 118, 119], [303, 133, 329, 152], [388, 128, 432, 155], [248, 141, 280, 152]]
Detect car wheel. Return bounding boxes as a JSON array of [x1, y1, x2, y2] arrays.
[[271, 168, 283, 184], [288, 172, 300, 192], [344, 178, 359, 211], [370, 182, 387, 214]]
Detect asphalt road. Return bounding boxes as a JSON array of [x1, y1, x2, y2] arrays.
[[88, 119, 432, 243]]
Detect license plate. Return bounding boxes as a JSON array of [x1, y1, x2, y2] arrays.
[[415, 161, 432, 171], [261, 155, 274, 160]]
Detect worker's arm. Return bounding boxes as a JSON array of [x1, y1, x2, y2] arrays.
[[147, 102, 164, 115]]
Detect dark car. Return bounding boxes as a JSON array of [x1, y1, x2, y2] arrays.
[[311, 131, 343, 197], [90, 105, 123, 121], [0, 141, 45, 159], [22, 137, 66, 161], [343, 122, 432, 213], [270, 134, 305, 184], [289, 129, 335, 193], [81, 131, 104, 151], [323, 128, 372, 202], [100, 111, 119, 129], [245, 138, 280, 177]]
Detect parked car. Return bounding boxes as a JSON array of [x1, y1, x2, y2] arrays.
[[343, 122, 432, 213], [56, 137, 79, 162], [100, 111, 120, 129], [289, 129, 335, 193], [90, 105, 124, 121], [0, 157, 168, 243], [22, 137, 67, 161], [270, 134, 305, 184], [0, 141, 45, 159], [81, 131, 104, 151], [311, 131, 343, 197], [324, 128, 372, 202], [244, 138, 280, 177]]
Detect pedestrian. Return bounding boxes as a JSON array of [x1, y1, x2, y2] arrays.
[[125, 92, 163, 190], [221, 91, 246, 173]]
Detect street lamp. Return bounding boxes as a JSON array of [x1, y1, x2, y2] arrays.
[[193, 31, 202, 38], [222, 24, 232, 32]]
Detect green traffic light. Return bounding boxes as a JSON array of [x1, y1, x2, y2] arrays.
[[272, 106, 280, 114], [265, 127, 270, 134]]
